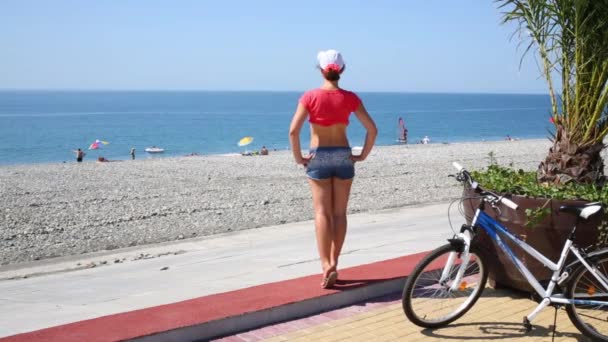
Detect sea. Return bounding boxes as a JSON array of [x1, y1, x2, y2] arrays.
[[0, 91, 553, 165]]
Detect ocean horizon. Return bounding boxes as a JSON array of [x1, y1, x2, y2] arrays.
[[0, 90, 553, 165]]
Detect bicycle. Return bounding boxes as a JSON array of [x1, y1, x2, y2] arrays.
[[401, 162, 608, 341]]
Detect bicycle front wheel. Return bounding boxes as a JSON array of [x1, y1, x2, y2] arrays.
[[566, 255, 608, 341], [402, 243, 488, 328]]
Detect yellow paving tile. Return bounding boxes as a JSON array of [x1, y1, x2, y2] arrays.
[[315, 325, 356, 338], [346, 332, 382, 341], [283, 329, 317, 341], [261, 336, 289, 342]]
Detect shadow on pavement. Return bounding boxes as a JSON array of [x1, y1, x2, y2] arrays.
[[421, 320, 586, 341]]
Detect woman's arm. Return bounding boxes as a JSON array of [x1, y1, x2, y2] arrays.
[[288, 102, 310, 165], [352, 102, 377, 162]]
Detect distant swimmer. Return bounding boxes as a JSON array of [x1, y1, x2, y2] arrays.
[[421, 136, 430, 144]]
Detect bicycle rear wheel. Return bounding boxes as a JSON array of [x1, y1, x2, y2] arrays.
[[402, 243, 488, 328], [566, 255, 608, 341]]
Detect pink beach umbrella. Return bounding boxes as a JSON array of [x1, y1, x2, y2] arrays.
[[89, 139, 109, 150]]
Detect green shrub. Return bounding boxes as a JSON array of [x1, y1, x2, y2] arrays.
[[471, 164, 608, 203]]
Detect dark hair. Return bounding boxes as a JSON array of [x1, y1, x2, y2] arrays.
[[320, 65, 345, 81]]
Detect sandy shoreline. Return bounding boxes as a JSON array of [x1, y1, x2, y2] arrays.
[[0, 139, 575, 265]]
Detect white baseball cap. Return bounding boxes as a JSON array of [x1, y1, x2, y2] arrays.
[[317, 49, 345, 72]]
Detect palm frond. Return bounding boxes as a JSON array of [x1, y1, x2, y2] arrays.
[[498, 0, 608, 147]]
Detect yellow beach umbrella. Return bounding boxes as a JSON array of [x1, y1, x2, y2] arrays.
[[238, 136, 254, 147]]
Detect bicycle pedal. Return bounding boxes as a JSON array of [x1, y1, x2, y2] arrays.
[[523, 317, 532, 333]]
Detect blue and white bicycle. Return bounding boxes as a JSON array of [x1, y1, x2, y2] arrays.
[[401, 162, 608, 341]]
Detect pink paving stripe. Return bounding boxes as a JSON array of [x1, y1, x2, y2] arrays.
[[0, 251, 429, 342]]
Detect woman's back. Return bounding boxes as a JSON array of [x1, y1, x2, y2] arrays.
[[300, 88, 361, 148], [300, 88, 360, 127]]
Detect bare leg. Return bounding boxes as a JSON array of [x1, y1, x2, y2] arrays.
[[308, 178, 335, 281], [331, 177, 353, 272]]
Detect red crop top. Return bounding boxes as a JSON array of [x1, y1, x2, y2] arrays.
[[299, 89, 361, 126]]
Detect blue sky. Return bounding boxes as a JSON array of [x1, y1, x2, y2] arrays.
[[0, 1, 548, 93]]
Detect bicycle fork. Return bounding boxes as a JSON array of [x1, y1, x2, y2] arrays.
[[440, 231, 473, 291]]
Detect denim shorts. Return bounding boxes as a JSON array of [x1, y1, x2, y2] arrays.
[[306, 146, 355, 180]]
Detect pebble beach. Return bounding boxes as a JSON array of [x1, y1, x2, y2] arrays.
[[0, 139, 564, 265]]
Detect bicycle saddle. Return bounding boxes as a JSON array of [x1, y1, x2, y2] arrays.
[[558, 202, 603, 219]]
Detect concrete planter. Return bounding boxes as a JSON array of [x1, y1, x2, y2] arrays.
[[462, 188, 602, 293]]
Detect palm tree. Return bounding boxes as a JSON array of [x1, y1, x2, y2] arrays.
[[498, 0, 608, 184]]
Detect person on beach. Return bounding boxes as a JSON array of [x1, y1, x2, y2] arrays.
[[289, 49, 377, 289], [130, 147, 136, 160], [73, 148, 85, 162], [260, 146, 269, 155], [398, 117, 408, 143]]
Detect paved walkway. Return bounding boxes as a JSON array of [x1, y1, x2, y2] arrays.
[[0, 202, 457, 340], [217, 289, 588, 342]]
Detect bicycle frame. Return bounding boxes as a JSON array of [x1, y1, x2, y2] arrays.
[[445, 207, 608, 322]]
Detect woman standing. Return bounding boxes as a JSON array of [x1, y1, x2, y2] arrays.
[[289, 50, 377, 289]]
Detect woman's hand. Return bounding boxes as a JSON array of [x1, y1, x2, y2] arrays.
[[350, 154, 365, 162], [296, 154, 313, 167]]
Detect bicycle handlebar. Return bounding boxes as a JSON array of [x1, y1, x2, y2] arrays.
[[500, 197, 518, 210], [451, 161, 518, 211]]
